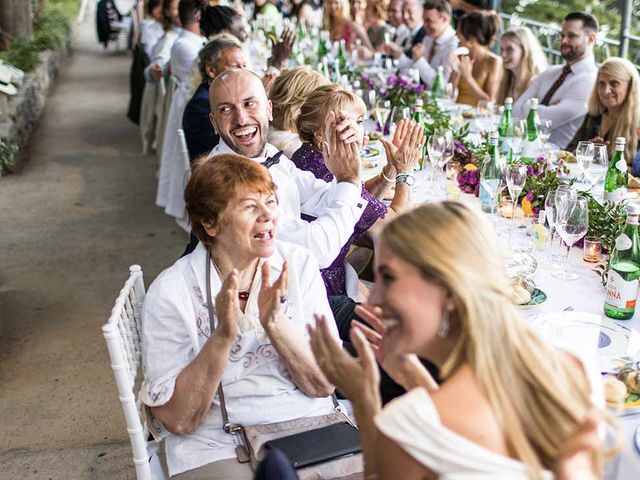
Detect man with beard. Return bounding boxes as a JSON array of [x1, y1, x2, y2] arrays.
[[513, 12, 598, 147], [196, 68, 367, 269], [182, 35, 248, 160]]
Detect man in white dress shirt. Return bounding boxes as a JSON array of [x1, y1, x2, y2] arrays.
[[398, 0, 458, 87], [513, 12, 599, 148], [204, 68, 367, 269], [156, 0, 207, 229]]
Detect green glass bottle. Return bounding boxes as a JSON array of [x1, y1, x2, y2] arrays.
[[337, 39, 348, 71], [317, 32, 329, 60], [498, 97, 514, 160], [430, 66, 444, 100], [604, 204, 640, 319], [604, 137, 628, 204], [521, 98, 540, 161], [412, 99, 427, 170]]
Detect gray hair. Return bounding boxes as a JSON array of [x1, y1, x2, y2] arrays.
[[198, 33, 243, 80]]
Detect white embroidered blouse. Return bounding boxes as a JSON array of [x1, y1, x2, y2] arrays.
[[141, 241, 339, 476]]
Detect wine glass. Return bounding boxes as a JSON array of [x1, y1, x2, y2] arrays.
[[505, 120, 526, 160], [575, 141, 595, 183], [552, 196, 589, 281], [506, 163, 527, 226], [538, 120, 552, 152], [585, 143, 609, 191], [375, 100, 391, 133], [427, 134, 446, 193], [475, 100, 495, 133]]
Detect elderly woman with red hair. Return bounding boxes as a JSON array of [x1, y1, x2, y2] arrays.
[[141, 154, 342, 479]]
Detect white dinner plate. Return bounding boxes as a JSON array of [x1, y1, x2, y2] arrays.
[[526, 311, 640, 372]]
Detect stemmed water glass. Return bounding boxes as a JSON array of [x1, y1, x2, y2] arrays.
[[374, 99, 392, 133], [575, 141, 595, 183], [552, 195, 589, 281], [585, 143, 609, 192], [475, 100, 495, 133], [427, 134, 446, 193], [506, 163, 527, 226], [538, 120, 552, 153], [505, 120, 526, 160]]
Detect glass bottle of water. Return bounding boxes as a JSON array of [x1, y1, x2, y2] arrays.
[[479, 131, 503, 214], [604, 137, 628, 204], [604, 203, 640, 319]]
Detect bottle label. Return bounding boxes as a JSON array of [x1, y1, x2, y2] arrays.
[[605, 269, 639, 309], [615, 233, 632, 251], [604, 187, 627, 203], [616, 160, 628, 172]]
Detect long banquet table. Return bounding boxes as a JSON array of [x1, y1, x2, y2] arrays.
[[360, 137, 640, 479]]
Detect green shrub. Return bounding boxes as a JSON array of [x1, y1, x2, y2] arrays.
[[0, 139, 18, 172], [0, 38, 41, 71]]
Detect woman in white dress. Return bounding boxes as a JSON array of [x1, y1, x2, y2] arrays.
[[310, 201, 616, 480], [142, 154, 340, 479]]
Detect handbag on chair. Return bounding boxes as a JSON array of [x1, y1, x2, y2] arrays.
[[205, 256, 364, 480]]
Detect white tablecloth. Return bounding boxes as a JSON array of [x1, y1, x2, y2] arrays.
[[359, 141, 640, 479]]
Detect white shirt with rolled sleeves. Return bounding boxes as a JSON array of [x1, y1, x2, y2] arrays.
[[513, 54, 598, 148], [398, 26, 458, 87], [210, 140, 368, 268], [139, 19, 164, 61], [143, 27, 182, 84], [141, 241, 339, 477]]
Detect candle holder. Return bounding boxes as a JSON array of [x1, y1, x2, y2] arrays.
[[583, 236, 602, 263]]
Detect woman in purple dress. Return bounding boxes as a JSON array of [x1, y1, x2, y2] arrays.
[[292, 84, 424, 296]]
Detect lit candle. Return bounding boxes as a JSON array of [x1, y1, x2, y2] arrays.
[[583, 236, 602, 263]]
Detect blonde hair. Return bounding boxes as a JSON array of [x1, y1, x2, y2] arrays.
[[268, 67, 330, 133], [296, 85, 366, 146], [323, 0, 351, 31], [379, 202, 609, 479], [589, 57, 640, 161], [497, 27, 547, 104]]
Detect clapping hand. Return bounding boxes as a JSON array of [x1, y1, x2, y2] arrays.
[[268, 28, 295, 70], [381, 119, 426, 173], [258, 261, 288, 330], [308, 313, 381, 403], [214, 270, 241, 340], [411, 43, 425, 62], [459, 55, 474, 80], [351, 304, 438, 391], [383, 41, 402, 59], [448, 52, 461, 74], [322, 111, 362, 185], [554, 411, 601, 480]]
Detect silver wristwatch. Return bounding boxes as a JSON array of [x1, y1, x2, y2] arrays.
[[395, 172, 416, 186]]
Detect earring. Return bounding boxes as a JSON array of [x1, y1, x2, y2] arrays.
[[437, 303, 454, 338]]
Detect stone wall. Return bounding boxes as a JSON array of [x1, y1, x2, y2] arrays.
[[0, 41, 70, 173]]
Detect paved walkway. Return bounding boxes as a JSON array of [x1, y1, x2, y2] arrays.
[[0, 4, 186, 479]]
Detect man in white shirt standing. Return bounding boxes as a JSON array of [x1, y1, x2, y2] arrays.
[[513, 12, 599, 148], [384, 0, 425, 62], [204, 68, 367, 270], [398, 0, 458, 87]]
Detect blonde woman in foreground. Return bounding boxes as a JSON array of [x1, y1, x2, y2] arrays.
[[310, 202, 614, 480]]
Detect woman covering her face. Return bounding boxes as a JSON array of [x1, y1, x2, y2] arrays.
[[292, 85, 424, 299], [141, 155, 341, 478], [310, 202, 617, 480], [567, 57, 640, 169], [496, 26, 547, 105]]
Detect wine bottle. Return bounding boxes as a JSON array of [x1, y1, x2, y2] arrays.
[[604, 203, 640, 320], [337, 39, 348, 71], [521, 98, 540, 161], [604, 137, 628, 204], [479, 131, 502, 213], [498, 97, 514, 161], [430, 66, 444, 100], [412, 99, 426, 170]]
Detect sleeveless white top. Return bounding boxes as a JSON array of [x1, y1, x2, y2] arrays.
[[375, 357, 603, 480]]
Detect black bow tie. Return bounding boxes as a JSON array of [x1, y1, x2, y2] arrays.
[[261, 151, 283, 169]]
